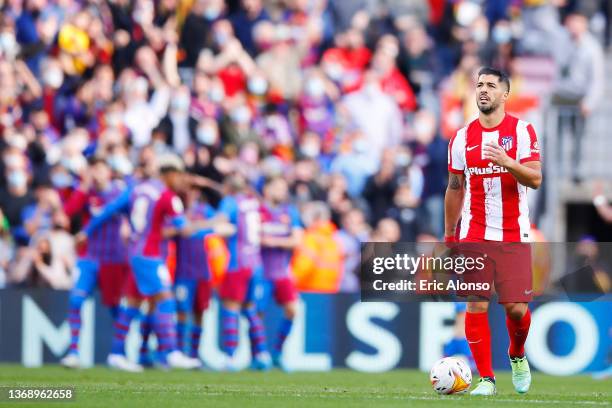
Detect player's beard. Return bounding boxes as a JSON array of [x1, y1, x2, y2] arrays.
[[477, 99, 499, 115]]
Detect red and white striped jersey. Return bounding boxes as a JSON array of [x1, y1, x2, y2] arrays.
[[448, 114, 540, 242]]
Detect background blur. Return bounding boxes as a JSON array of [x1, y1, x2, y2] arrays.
[[0, 0, 610, 374]]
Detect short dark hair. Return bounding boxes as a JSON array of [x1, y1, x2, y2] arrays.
[[477, 67, 510, 92]]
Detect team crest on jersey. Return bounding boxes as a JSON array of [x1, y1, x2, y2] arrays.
[[500, 136, 513, 151]]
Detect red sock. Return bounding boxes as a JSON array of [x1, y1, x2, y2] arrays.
[[465, 311, 494, 378], [506, 309, 531, 358]]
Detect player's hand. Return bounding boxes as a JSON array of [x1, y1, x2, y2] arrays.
[[75, 231, 88, 247], [482, 142, 512, 168], [580, 101, 592, 117]]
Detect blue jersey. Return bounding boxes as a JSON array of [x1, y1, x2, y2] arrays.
[[83, 181, 129, 263], [85, 179, 186, 260], [218, 194, 262, 271], [175, 202, 216, 281], [260, 202, 301, 280]]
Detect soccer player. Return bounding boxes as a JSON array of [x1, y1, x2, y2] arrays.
[[216, 173, 270, 370], [445, 67, 542, 395], [80, 154, 206, 371], [173, 183, 216, 361], [60, 157, 131, 369], [259, 177, 302, 369]]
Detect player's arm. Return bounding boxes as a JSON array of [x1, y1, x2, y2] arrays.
[[82, 188, 131, 237], [262, 207, 303, 249], [593, 183, 612, 223], [211, 196, 238, 238], [63, 188, 89, 217], [181, 206, 236, 237], [482, 142, 542, 189], [444, 172, 465, 240]]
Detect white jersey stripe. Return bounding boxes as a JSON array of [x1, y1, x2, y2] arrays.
[[516, 120, 532, 242], [483, 176, 503, 241], [460, 128, 471, 240]]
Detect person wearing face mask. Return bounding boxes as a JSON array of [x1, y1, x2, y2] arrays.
[[297, 74, 336, 139], [0, 161, 34, 247], [342, 70, 403, 161], [156, 86, 199, 154], [220, 102, 264, 151], [22, 181, 63, 240], [329, 135, 378, 198], [180, 0, 224, 68]]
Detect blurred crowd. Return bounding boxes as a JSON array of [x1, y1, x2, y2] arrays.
[[0, 0, 610, 290]]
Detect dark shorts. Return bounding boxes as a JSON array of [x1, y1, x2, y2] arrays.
[[98, 263, 130, 306], [219, 267, 253, 303], [270, 277, 298, 304], [123, 269, 146, 300], [456, 241, 533, 303]]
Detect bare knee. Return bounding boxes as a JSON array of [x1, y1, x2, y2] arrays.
[[283, 302, 297, 320], [504, 302, 527, 320], [223, 300, 240, 312], [467, 301, 489, 314]]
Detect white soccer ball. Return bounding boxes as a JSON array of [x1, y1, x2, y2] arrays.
[[429, 357, 472, 395]]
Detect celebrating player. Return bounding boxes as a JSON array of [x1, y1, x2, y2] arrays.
[[60, 157, 131, 369], [445, 67, 542, 395], [80, 154, 209, 371], [259, 176, 302, 370], [216, 173, 270, 370], [173, 184, 217, 361]]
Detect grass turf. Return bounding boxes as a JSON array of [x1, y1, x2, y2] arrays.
[[0, 365, 609, 407]]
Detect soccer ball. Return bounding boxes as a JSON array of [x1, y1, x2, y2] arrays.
[[429, 357, 472, 395]]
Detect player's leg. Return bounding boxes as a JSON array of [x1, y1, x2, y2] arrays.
[[504, 302, 532, 393], [131, 256, 200, 369], [272, 277, 299, 370], [174, 279, 196, 354], [107, 295, 143, 372], [497, 243, 533, 393], [61, 259, 99, 368], [190, 279, 212, 360], [218, 268, 251, 368], [570, 111, 586, 182], [243, 269, 271, 371], [100, 263, 132, 319], [466, 301, 496, 395], [138, 303, 154, 367]]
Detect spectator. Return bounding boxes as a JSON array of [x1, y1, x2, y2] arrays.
[[329, 132, 377, 198], [335, 207, 370, 293], [291, 201, 342, 293], [230, 0, 270, 56], [0, 209, 12, 288], [552, 10, 605, 182], [363, 148, 400, 224], [156, 85, 198, 153], [0, 148, 34, 246], [342, 71, 403, 161], [9, 227, 74, 289], [373, 34, 418, 112], [179, 0, 224, 68]]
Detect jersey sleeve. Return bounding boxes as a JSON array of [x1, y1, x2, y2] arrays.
[[204, 204, 216, 219], [163, 193, 185, 228], [289, 205, 303, 229], [448, 128, 466, 174], [517, 122, 540, 164], [84, 187, 131, 236], [218, 196, 238, 225]]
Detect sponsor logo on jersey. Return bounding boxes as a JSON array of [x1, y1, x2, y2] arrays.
[[467, 162, 509, 176]]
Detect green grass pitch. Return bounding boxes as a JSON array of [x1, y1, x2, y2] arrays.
[[0, 364, 609, 407]]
